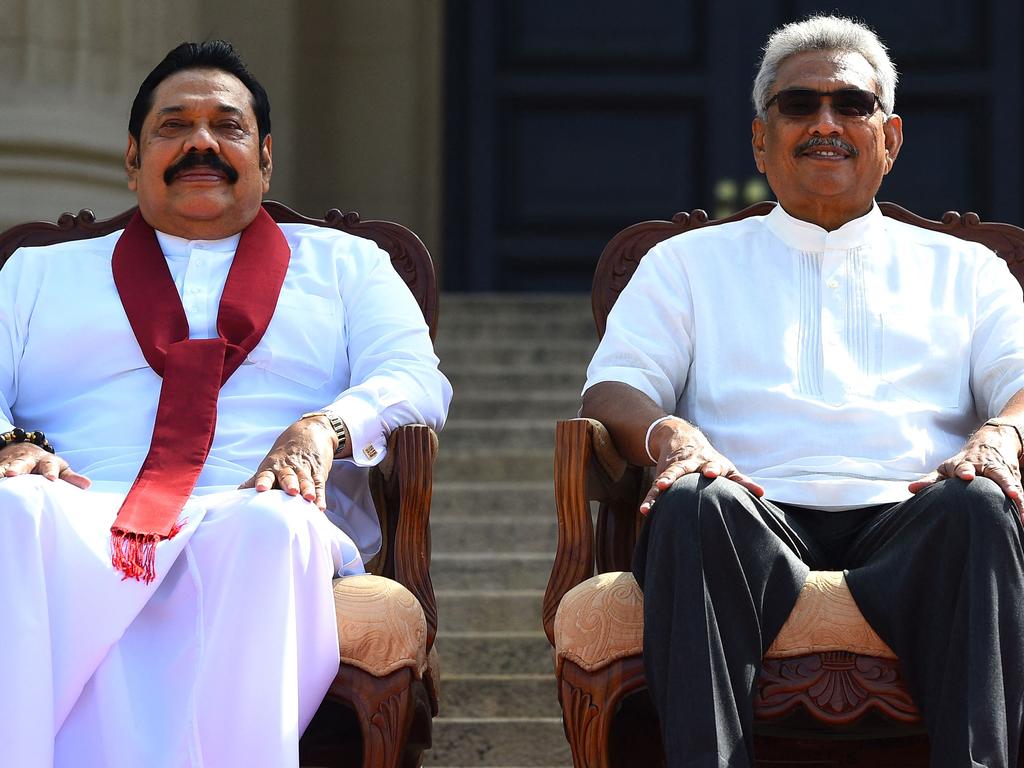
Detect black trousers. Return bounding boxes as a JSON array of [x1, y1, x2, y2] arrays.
[[633, 474, 1024, 768]]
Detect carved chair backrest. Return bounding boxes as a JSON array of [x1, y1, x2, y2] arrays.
[[590, 202, 1024, 571], [0, 201, 438, 340]]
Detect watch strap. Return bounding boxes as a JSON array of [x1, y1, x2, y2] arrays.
[[301, 410, 348, 456]]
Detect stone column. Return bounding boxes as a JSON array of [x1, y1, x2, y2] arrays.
[[292, 0, 445, 266], [0, 0, 208, 228]]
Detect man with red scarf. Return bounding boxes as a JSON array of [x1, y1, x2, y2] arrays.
[[0, 41, 450, 767]]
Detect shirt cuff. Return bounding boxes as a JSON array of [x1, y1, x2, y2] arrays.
[[324, 396, 387, 467]]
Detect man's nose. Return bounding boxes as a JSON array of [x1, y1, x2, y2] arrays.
[[183, 123, 219, 153], [808, 103, 844, 135]]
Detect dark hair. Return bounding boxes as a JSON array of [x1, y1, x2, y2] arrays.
[[128, 40, 271, 144]]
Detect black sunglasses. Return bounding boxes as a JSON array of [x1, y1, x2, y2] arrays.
[[764, 88, 883, 118]]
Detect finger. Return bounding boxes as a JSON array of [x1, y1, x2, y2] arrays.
[[640, 485, 660, 515], [977, 463, 1019, 497], [725, 470, 765, 498], [254, 469, 277, 492], [59, 467, 92, 489], [35, 456, 63, 481], [701, 461, 723, 478], [994, 475, 1024, 518], [934, 458, 959, 479], [654, 461, 702, 490], [315, 479, 327, 512], [641, 477, 672, 515], [4, 457, 36, 476], [951, 460, 977, 480], [275, 467, 300, 495], [298, 473, 317, 503], [908, 472, 940, 494]]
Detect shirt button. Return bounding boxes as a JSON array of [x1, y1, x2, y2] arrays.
[[827, 279, 839, 289], [189, 287, 201, 295]]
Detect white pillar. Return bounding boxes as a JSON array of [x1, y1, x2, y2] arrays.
[[0, 0, 206, 229]]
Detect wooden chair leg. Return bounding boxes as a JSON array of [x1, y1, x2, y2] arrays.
[[330, 664, 418, 768], [558, 655, 647, 768]]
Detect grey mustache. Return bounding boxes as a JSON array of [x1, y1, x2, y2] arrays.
[[794, 136, 858, 157]]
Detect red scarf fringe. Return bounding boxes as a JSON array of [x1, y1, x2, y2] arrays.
[[110, 521, 185, 584]]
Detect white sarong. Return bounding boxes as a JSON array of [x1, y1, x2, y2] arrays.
[[0, 474, 364, 768]]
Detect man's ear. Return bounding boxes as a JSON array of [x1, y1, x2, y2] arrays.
[[260, 134, 273, 192], [882, 114, 903, 176], [125, 135, 140, 191], [751, 117, 768, 174]]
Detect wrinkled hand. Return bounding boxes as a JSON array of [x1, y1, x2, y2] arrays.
[[641, 417, 764, 515], [239, 416, 338, 510], [909, 423, 1023, 516], [0, 443, 90, 488]]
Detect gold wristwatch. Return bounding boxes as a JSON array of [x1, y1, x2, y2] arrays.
[[301, 410, 348, 456]]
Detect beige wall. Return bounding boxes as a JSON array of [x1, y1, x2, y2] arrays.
[[0, 0, 444, 263]]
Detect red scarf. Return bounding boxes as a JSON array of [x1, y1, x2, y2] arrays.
[[109, 208, 290, 582]]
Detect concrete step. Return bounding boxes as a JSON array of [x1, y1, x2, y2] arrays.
[[436, 342, 593, 367], [441, 312, 594, 341], [450, 391, 581, 420], [434, 451, 551, 483], [435, 632, 553, 675], [438, 674, 562, 719], [441, 293, 590, 316], [442, 419, 555, 451], [432, 481, 553, 519], [432, 518, 557, 554], [436, 590, 544, 634], [423, 718, 571, 767], [431, 552, 553, 591], [442, 365, 586, 393]]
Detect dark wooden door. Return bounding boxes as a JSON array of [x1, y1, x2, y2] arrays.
[[444, 0, 1023, 292]]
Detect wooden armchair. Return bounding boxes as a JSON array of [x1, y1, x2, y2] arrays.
[[541, 202, 1024, 767], [0, 202, 442, 768]]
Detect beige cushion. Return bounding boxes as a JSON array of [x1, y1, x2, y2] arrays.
[[554, 571, 644, 673], [767, 570, 895, 659], [553, 570, 894, 674], [334, 574, 428, 677]]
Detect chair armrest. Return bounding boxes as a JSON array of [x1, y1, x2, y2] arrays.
[[368, 424, 439, 650], [543, 418, 632, 645]]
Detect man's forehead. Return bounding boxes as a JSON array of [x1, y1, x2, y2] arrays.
[[148, 68, 255, 118], [772, 49, 877, 92]]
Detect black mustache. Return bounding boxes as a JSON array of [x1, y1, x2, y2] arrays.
[[163, 152, 240, 185], [794, 136, 858, 157]]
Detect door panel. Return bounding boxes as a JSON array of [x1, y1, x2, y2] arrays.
[[445, 0, 1022, 291]]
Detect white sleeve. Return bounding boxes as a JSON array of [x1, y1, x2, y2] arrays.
[[0, 251, 30, 434], [582, 241, 695, 413], [970, 249, 1024, 417], [322, 241, 452, 466]]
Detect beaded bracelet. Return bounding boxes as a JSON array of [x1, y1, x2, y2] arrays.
[[0, 427, 55, 454]]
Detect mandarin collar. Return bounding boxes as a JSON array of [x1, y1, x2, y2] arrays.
[[155, 230, 242, 260], [764, 201, 884, 252]]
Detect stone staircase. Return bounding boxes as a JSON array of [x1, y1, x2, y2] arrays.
[[423, 294, 596, 768]]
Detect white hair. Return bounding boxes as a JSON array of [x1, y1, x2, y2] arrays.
[[752, 15, 897, 120]]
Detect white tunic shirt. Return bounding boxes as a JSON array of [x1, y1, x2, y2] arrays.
[[585, 203, 1024, 507], [0, 222, 452, 559]]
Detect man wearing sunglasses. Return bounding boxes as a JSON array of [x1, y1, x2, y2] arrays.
[[583, 14, 1024, 768]]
